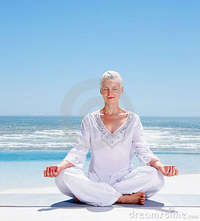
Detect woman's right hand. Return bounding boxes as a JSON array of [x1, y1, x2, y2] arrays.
[[44, 165, 64, 178]]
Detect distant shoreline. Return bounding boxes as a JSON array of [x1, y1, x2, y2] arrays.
[[0, 115, 200, 118]]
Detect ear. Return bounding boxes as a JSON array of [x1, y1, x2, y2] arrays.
[[121, 86, 124, 94]]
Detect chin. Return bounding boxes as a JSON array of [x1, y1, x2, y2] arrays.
[[106, 99, 118, 103]]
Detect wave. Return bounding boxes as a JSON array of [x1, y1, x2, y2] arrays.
[[0, 124, 200, 152]]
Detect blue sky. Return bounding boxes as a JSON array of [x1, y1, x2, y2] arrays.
[[0, 0, 199, 116]]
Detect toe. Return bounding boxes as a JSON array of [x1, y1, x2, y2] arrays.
[[140, 200, 145, 205]]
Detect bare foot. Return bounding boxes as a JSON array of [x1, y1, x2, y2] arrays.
[[116, 192, 146, 205]]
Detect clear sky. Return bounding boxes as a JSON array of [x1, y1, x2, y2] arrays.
[[0, 0, 199, 116]]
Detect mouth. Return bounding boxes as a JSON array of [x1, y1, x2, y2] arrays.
[[108, 97, 115, 99]]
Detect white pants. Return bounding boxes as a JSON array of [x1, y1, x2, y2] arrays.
[[55, 165, 165, 207]]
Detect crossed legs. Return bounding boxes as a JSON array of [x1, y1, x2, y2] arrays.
[[55, 165, 165, 207]]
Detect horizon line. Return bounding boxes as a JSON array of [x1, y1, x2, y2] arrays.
[[0, 115, 200, 118]]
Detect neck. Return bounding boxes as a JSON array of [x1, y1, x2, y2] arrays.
[[101, 103, 121, 115]]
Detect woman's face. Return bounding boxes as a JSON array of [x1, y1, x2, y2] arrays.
[[100, 79, 124, 103]]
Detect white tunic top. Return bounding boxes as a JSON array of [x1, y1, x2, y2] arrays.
[[63, 109, 159, 184]]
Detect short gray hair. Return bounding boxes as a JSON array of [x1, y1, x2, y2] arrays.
[[100, 70, 123, 88]]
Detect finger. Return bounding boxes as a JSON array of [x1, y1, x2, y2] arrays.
[[46, 166, 57, 177], [169, 166, 175, 176], [52, 167, 57, 177], [49, 167, 54, 177], [173, 167, 177, 176], [46, 167, 50, 174], [164, 166, 170, 175], [166, 166, 170, 174], [171, 168, 175, 176], [47, 167, 51, 175], [175, 168, 179, 176], [46, 169, 50, 177], [168, 166, 173, 176], [52, 168, 57, 177], [50, 168, 54, 177], [56, 168, 62, 177], [167, 166, 171, 176], [44, 170, 46, 177], [45, 170, 49, 177], [54, 170, 58, 177], [51, 167, 57, 177]]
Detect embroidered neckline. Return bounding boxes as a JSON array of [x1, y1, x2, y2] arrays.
[[93, 109, 134, 148], [97, 109, 130, 135]]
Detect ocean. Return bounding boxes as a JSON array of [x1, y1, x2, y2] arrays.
[[0, 115, 200, 191], [0, 115, 200, 153]]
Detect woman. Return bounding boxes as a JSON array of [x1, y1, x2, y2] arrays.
[[44, 70, 178, 207]]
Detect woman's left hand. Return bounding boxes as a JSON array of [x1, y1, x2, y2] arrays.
[[158, 165, 179, 176]]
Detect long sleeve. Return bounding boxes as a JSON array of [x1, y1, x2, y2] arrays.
[[63, 114, 91, 169], [131, 114, 159, 166]]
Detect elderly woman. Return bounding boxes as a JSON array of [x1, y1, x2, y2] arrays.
[[44, 70, 178, 207]]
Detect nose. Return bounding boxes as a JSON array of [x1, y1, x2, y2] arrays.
[[108, 89, 111, 95], [107, 90, 115, 97]]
